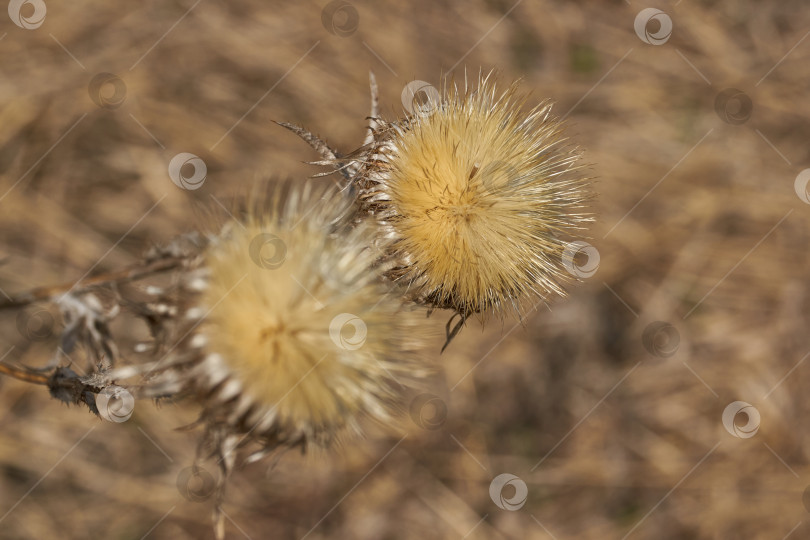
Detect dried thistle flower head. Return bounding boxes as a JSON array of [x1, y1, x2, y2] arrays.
[[178, 184, 431, 456], [356, 74, 593, 339]]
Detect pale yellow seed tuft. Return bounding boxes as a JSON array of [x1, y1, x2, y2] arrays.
[[198, 189, 428, 440], [365, 76, 592, 319]]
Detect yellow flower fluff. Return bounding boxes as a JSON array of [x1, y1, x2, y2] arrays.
[[359, 76, 592, 320], [193, 186, 430, 446]]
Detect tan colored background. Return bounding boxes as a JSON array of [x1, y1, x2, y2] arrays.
[[2, 0, 810, 538]]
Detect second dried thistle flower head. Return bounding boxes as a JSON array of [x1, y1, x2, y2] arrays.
[[171, 185, 434, 456]]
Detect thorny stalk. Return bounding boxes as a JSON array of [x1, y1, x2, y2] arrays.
[[0, 362, 49, 385]]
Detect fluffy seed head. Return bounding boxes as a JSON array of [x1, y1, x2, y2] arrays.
[[358, 75, 593, 319], [189, 185, 430, 449]]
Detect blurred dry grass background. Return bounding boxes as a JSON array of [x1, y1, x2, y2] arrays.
[[2, 0, 810, 538]]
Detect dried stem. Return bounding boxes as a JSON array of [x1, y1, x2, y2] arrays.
[[0, 363, 49, 385], [0, 257, 185, 311], [363, 70, 380, 147]]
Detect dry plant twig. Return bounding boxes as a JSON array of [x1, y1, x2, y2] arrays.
[[0, 257, 185, 311]]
